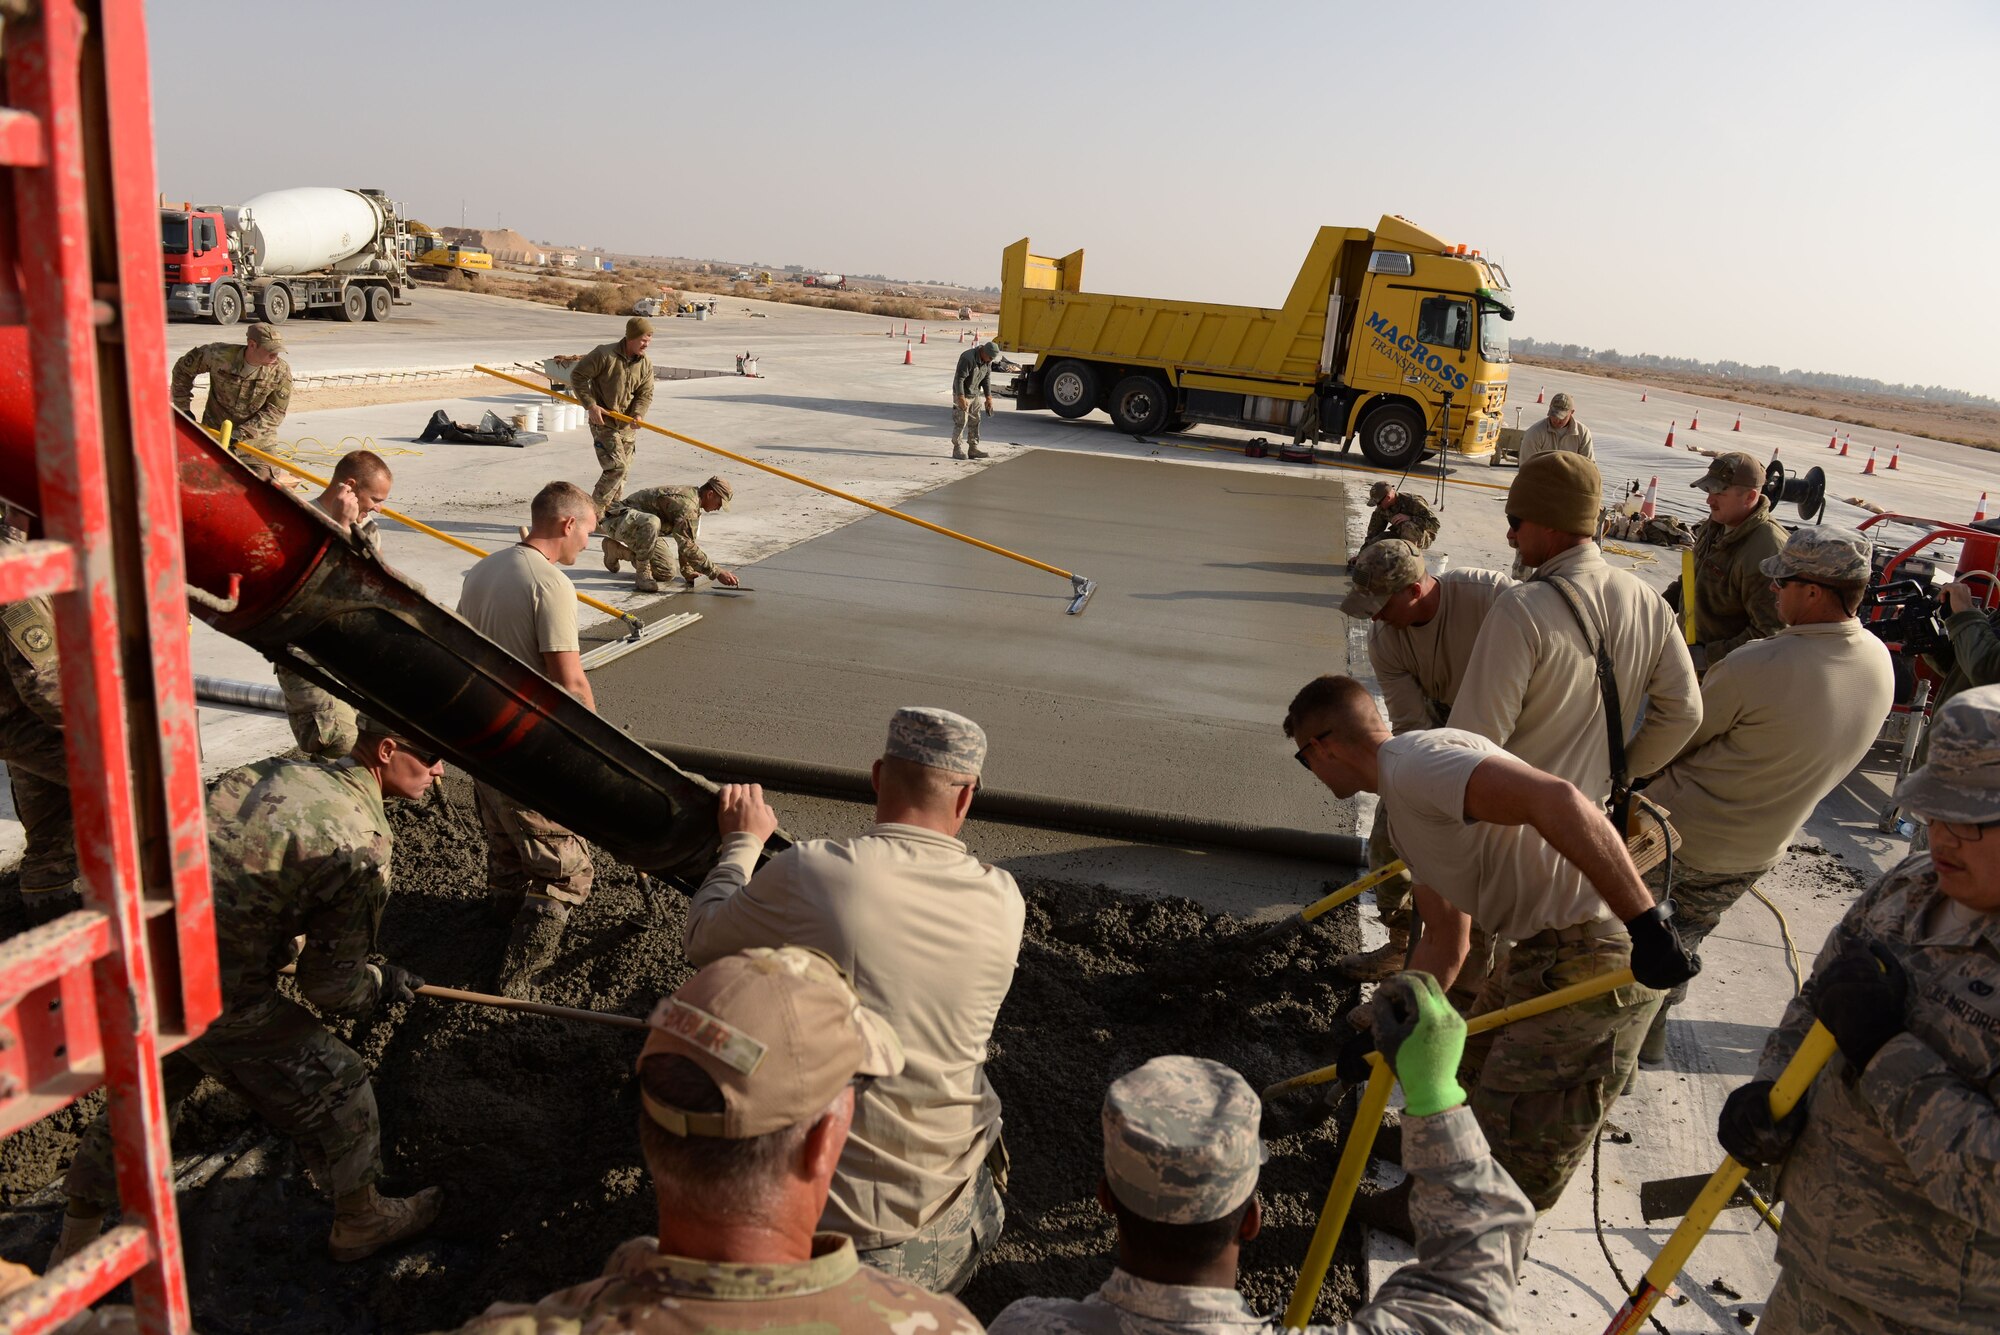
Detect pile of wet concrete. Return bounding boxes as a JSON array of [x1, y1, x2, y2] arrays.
[[0, 782, 1363, 1332]]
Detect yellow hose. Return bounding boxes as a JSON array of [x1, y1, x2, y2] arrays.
[[1284, 1055, 1394, 1328]]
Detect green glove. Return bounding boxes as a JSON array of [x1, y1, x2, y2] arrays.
[[1372, 971, 1468, 1118]]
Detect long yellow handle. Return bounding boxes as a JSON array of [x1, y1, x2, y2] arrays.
[[474, 364, 1083, 584], [1682, 547, 1697, 645], [1303, 861, 1409, 926], [223, 433, 642, 632], [1284, 1055, 1395, 1329], [1603, 1024, 1837, 1335]]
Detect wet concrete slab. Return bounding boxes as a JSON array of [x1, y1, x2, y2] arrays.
[[592, 449, 1354, 834]]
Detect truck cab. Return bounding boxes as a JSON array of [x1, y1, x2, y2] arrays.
[[162, 206, 242, 324]]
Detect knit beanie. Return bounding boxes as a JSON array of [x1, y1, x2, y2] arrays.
[[1507, 453, 1602, 536]]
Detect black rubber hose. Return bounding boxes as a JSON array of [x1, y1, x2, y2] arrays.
[[641, 741, 1365, 864]]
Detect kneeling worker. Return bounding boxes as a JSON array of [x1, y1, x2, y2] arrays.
[[1285, 674, 1697, 1232], [601, 476, 740, 593], [987, 973, 1533, 1335], [51, 719, 443, 1266]]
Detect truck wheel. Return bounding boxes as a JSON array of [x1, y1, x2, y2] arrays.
[[1108, 375, 1171, 436], [1358, 403, 1429, 469], [210, 284, 243, 327], [335, 287, 367, 323], [260, 285, 291, 324], [1045, 360, 1099, 420], [365, 287, 392, 322], [1162, 415, 1193, 433]]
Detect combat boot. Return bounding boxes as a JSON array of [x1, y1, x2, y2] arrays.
[[602, 538, 630, 574], [952, 446, 966, 460], [496, 898, 570, 999], [328, 1183, 443, 1262], [1336, 927, 1410, 982], [1638, 1001, 1672, 1068], [967, 444, 989, 460], [632, 561, 660, 594], [46, 1206, 105, 1269], [20, 882, 83, 928]]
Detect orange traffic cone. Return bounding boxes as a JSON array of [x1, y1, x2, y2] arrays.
[[1974, 491, 1989, 522], [1640, 391, 1648, 402], [1828, 432, 1838, 449], [1732, 413, 1742, 432], [1664, 421, 1676, 448], [920, 328, 928, 344], [1839, 439, 1850, 457], [1689, 412, 1700, 431], [1862, 447, 1877, 475], [1771, 446, 1780, 463], [902, 323, 909, 337], [1887, 446, 1900, 470], [1536, 387, 1544, 404], [903, 342, 913, 365], [1641, 476, 1659, 518]]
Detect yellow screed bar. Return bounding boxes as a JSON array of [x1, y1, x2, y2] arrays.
[[473, 364, 1097, 611]]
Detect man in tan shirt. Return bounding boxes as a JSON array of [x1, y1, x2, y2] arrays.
[[1635, 526, 1893, 1063], [1452, 453, 1702, 814], [1286, 675, 1696, 1230], [457, 481, 598, 998], [684, 707, 1025, 1295], [1514, 392, 1593, 466], [1342, 540, 1515, 979]]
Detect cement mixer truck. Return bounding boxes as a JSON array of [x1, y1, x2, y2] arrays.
[[162, 186, 414, 326]]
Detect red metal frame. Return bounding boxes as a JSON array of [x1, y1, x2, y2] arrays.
[[2, 3, 217, 1331]]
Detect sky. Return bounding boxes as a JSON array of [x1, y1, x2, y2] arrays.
[[148, 0, 2000, 396]]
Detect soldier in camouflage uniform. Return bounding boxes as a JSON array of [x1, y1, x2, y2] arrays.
[[988, 975, 1532, 1335], [0, 526, 78, 926], [170, 322, 292, 467], [569, 316, 656, 511], [1718, 684, 2000, 1335], [275, 450, 396, 759], [48, 720, 445, 1268], [601, 477, 740, 593], [1663, 451, 1788, 670], [1354, 481, 1439, 563], [445, 947, 980, 1335]]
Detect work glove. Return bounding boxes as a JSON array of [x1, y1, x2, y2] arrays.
[[1811, 940, 1907, 1070], [1625, 905, 1701, 989], [1717, 1079, 1807, 1167], [377, 964, 424, 1006], [1372, 972, 1468, 1118], [1333, 1028, 1377, 1086]]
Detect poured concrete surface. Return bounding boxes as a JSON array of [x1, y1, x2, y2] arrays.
[[592, 449, 1352, 835]]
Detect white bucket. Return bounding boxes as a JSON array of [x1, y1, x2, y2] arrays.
[[522, 404, 542, 432], [564, 403, 580, 430]]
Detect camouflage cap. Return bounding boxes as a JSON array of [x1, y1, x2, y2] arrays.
[[1759, 525, 1871, 583], [1692, 451, 1763, 493], [884, 706, 986, 776], [639, 946, 904, 1139], [701, 475, 733, 509], [246, 322, 284, 352], [977, 340, 1000, 360], [1549, 391, 1574, 416], [1103, 1055, 1265, 1224], [1893, 683, 2000, 825], [1341, 539, 1426, 618], [625, 316, 654, 339], [1367, 480, 1394, 505]]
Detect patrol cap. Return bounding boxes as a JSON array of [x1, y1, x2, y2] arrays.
[[1758, 525, 1871, 584], [1103, 1056, 1266, 1225], [638, 946, 903, 1140], [977, 340, 1000, 360], [1892, 683, 2000, 825], [1367, 480, 1394, 505], [1341, 539, 1426, 619], [1507, 452, 1602, 537], [700, 476, 733, 509], [884, 706, 987, 776], [1548, 392, 1574, 416], [1692, 452, 1763, 493], [625, 316, 654, 339], [246, 322, 284, 352]]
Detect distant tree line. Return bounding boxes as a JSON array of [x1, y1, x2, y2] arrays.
[[1510, 336, 1997, 408]]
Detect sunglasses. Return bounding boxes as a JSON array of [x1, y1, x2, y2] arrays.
[[1294, 730, 1333, 768], [393, 738, 443, 767], [1772, 576, 1830, 591], [1506, 515, 1523, 533], [1922, 815, 1997, 843]]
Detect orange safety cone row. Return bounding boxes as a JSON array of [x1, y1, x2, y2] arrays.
[[1664, 421, 1676, 449], [1640, 476, 1659, 518], [1887, 446, 1900, 471], [1862, 446, 1877, 475], [903, 342, 913, 365], [1733, 413, 1742, 431], [1975, 492, 1990, 522]]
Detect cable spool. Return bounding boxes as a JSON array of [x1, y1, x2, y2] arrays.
[[1763, 460, 1827, 524]]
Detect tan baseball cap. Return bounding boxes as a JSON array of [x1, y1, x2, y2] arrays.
[[1692, 452, 1764, 494], [246, 322, 284, 352], [638, 947, 904, 1139], [701, 476, 733, 509]]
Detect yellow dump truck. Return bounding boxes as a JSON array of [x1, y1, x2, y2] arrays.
[[999, 215, 1512, 468]]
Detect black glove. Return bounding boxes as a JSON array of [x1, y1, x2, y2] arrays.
[[378, 964, 424, 1006], [1334, 1028, 1377, 1085], [1625, 905, 1701, 989], [1811, 941, 1907, 1070], [1717, 1079, 1806, 1167]]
